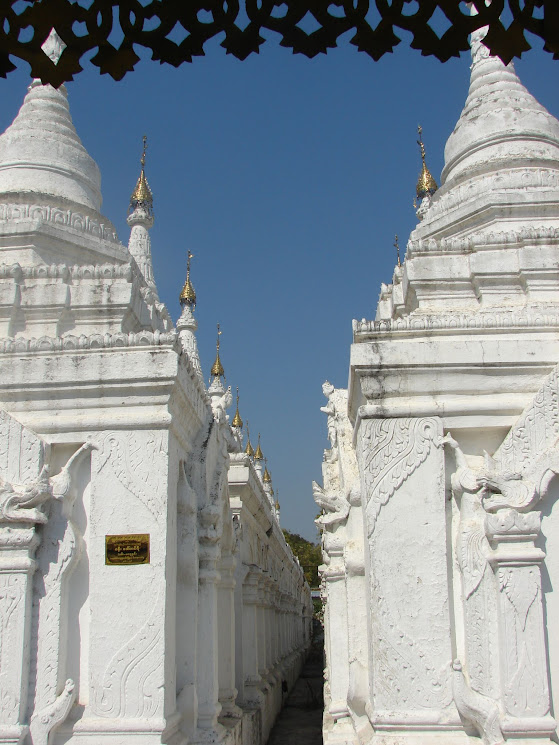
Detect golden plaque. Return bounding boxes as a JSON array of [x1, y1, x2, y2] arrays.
[[105, 534, 150, 565]]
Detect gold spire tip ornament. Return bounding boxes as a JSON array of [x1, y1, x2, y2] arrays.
[[232, 387, 243, 428], [210, 323, 225, 377], [416, 125, 438, 200], [180, 250, 197, 308], [254, 433, 263, 461], [263, 465, 271, 483], [244, 421, 255, 457], [394, 234, 402, 268], [130, 134, 154, 212]]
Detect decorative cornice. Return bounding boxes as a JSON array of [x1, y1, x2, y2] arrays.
[[408, 223, 559, 258], [0, 330, 176, 354], [353, 311, 559, 340], [411, 167, 559, 232], [0, 261, 133, 282], [0, 201, 121, 244]]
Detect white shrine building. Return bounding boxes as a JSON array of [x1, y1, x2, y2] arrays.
[[0, 31, 312, 745], [317, 22, 559, 745]]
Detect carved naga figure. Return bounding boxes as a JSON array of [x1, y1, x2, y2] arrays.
[[0, 464, 52, 523], [0, 442, 94, 524], [320, 380, 338, 462], [312, 480, 349, 528], [211, 385, 233, 425]]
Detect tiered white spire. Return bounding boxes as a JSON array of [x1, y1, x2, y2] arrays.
[[127, 136, 157, 293], [0, 32, 102, 213], [177, 250, 203, 382], [442, 25, 559, 189]]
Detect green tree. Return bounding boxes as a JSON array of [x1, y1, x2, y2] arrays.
[[282, 530, 322, 589]]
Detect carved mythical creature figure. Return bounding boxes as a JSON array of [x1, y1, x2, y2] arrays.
[[211, 385, 233, 425], [0, 441, 94, 524], [320, 380, 338, 462], [0, 465, 52, 523], [452, 661, 504, 745], [312, 480, 349, 528]]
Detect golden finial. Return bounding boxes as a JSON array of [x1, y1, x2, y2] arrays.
[[263, 458, 271, 483], [416, 125, 438, 200], [211, 323, 225, 377], [180, 250, 197, 308], [130, 135, 153, 213], [254, 433, 263, 461], [244, 420, 255, 456], [232, 387, 243, 428], [394, 234, 402, 268]]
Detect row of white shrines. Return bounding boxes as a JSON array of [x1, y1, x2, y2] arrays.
[[0, 30, 312, 745], [315, 19, 559, 745], [3, 14, 559, 745]]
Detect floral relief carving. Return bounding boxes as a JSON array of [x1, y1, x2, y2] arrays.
[[93, 591, 163, 719], [0, 574, 25, 720], [370, 575, 452, 711], [497, 565, 549, 717], [359, 417, 439, 536], [97, 432, 166, 522]]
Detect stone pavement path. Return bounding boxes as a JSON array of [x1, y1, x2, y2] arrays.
[[267, 628, 324, 745]]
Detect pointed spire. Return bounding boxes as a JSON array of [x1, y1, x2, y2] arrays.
[[394, 234, 402, 268], [416, 126, 438, 200], [0, 39, 102, 213], [129, 135, 153, 216], [441, 10, 559, 190], [263, 458, 272, 483], [211, 323, 225, 378], [244, 420, 255, 457], [232, 387, 243, 429], [180, 250, 197, 309], [127, 136, 156, 291], [254, 433, 263, 461]]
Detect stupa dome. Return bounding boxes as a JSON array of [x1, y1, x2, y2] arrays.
[[0, 81, 102, 213], [442, 35, 559, 188]]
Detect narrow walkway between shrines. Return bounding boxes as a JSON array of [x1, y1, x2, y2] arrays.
[[267, 626, 324, 745]]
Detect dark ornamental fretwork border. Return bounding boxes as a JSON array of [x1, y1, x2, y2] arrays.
[[1, 0, 557, 86]]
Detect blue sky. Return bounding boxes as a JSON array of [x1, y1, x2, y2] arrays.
[[1, 32, 558, 541]]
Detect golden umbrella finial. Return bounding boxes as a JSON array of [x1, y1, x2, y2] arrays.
[[254, 433, 263, 461], [211, 323, 225, 377], [130, 134, 153, 213], [232, 387, 243, 428], [263, 457, 272, 483], [244, 420, 255, 457], [180, 250, 197, 308], [416, 125, 438, 200], [394, 234, 402, 268]]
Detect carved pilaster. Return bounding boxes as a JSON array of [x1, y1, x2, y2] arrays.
[[357, 416, 455, 728], [196, 540, 223, 733], [241, 569, 263, 706], [0, 526, 39, 745], [217, 552, 240, 720], [485, 509, 557, 739]]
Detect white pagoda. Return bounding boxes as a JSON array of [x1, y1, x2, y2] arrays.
[[317, 22, 559, 745], [0, 32, 311, 745]]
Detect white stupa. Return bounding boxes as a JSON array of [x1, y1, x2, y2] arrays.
[[318, 22, 559, 745]]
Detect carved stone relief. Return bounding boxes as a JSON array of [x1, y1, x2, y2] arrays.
[[93, 590, 164, 719], [359, 417, 439, 537], [358, 417, 453, 720]]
